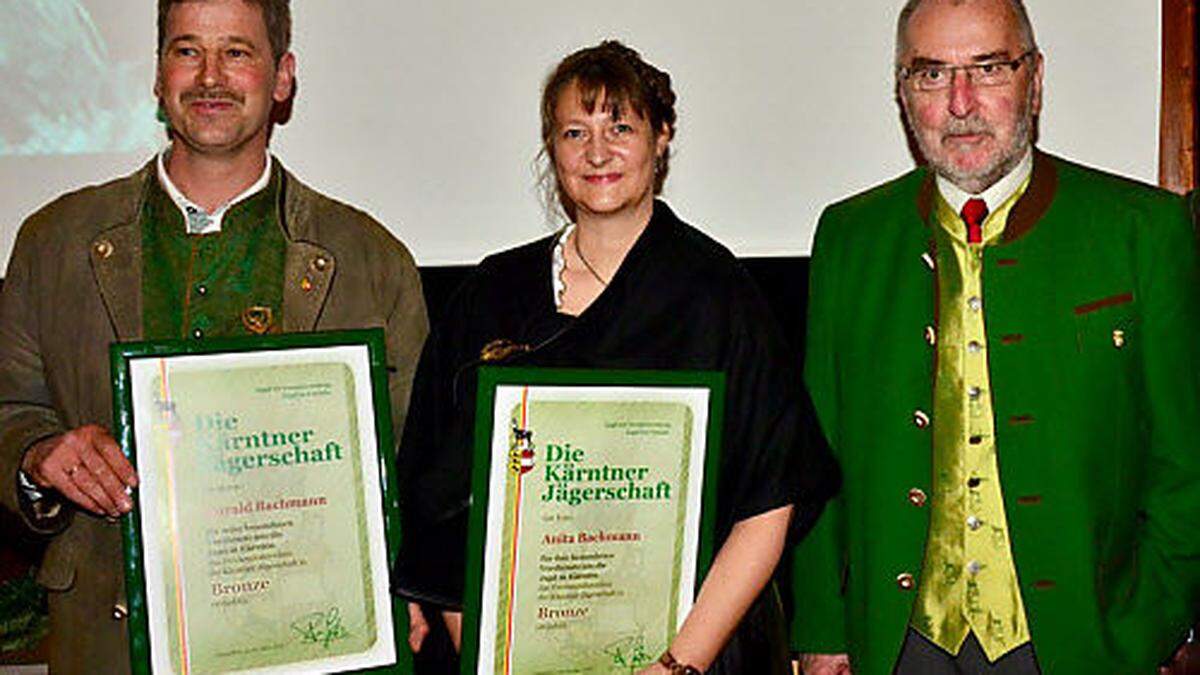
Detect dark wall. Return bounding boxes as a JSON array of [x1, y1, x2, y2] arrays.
[[0, 256, 812, 351], [0, 257, 811, 349], [420, 257, 811, 354]]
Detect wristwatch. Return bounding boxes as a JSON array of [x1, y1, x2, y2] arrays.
[[659, 650, 702, 675]]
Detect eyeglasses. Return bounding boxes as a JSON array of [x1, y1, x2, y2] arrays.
[[899, 50, 1036, 92]]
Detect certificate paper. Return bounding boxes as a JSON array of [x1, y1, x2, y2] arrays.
[[112, 332, 400, 675], [463, 368, 724, 674]]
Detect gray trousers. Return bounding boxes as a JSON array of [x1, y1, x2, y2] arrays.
[[894, 629, 1041, 675]]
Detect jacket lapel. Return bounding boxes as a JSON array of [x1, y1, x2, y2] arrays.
[[277, 167, 336, 332], [282, 240, 335, 332], [86, 158, 338, 336], [90, 224, 143, 340], [89, 165, 154, 341]]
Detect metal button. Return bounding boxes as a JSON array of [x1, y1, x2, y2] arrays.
[[969, 435, 983, 445], [897, 572, 915, 590], [196, 284, 208, 296], [93, 240, 114, 259], [967, 515, 982, 531], [966, 560, 982, 575], [924, 326, 937, 346], [913, 410, 930, 429], [112, 603, 129, 620], [967, 341, 983, 354], [908, 488, 927, 507], [312, 256, 330, 272], [968, 386, 982, 400], [967, 477, 982, 488], [191, 328, 204, 340], [968, 296, 982, 311], [1112, 329, 1126, 349]]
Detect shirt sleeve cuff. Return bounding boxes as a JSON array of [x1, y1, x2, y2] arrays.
[[16, 467, 70, 533]]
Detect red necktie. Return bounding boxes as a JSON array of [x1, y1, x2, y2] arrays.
[[961, 198, 988, 244]]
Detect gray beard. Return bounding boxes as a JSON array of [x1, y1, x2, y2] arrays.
[[907, 82, 1036, 194]]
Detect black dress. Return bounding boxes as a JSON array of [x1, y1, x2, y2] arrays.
[[395, 201, 838, 673]]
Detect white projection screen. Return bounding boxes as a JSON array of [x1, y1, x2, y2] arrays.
[[0, 1, 1161, 267]]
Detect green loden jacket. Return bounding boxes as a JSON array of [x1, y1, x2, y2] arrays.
[[790, 151, 1200, 673], [0, 160, 429, 674]]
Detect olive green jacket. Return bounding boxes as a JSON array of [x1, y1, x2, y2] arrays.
[[0, 160, 428, 673], [791, 152, 1200, 673]]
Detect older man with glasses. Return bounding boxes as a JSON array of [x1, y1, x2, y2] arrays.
[[791, 1, 1200, 673]]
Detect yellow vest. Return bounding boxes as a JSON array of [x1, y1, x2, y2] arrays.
[[910, 179, 1032, 661]]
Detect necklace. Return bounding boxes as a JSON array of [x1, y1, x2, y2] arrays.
[[572, 230, 610, 287]]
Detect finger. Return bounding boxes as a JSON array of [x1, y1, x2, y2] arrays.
[[442, 610, 462, 651], [93, 431, 138, 488], [81, 450, 134, 513], [68, 465, 121, 516], [50, 466, 106, 515], [407, 603, 428, 652]]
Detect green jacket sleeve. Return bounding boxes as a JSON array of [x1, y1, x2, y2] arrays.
[[789, 208, 849, 652]]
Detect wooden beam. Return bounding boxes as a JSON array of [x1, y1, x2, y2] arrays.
[[1159, 0, 1197, 194]]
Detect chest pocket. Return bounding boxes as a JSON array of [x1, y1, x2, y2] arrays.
[[1073, 291, 1137, 353]]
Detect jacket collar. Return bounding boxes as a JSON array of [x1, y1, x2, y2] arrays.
[[89, 156, 336, 339], [917, 149, 1058, 243]]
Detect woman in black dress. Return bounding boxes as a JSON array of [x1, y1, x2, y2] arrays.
[[395, 40, 837, 674]]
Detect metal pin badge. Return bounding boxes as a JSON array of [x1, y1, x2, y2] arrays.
[[241, 306, 275, 335], [1112, 329, 1126, 349]]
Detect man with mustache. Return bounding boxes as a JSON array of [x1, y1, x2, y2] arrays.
[[0, 1, 427, 672], [793, 0, 1200, 673]]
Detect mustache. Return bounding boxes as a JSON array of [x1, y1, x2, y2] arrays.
[[181, 88, 244, 105], [941, 117, 993, 140]]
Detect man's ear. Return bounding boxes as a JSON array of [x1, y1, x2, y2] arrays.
[[273, 52, 296, 103], [1029, 51, 1045, 116]]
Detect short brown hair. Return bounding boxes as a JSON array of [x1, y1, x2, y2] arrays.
[[157, 0, 292, 63], [539, 40, 678, 222]]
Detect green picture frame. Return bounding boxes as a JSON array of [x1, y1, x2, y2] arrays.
[[110, 329, 409, 674], [460, 366, 726, 673]]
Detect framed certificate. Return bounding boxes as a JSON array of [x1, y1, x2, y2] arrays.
[[461, 367, 725, 674], [110, 330, 407, 674]]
